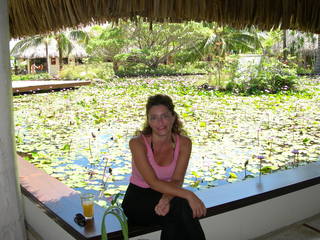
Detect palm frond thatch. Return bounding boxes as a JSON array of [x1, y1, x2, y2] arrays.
[[11, 40, 59, 58], [9, 0, 320, 38], [11, 38, 87, 59]]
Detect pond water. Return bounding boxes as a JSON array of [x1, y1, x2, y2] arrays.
[[62, 131, 257, 204], [14, 77, 320, 206]]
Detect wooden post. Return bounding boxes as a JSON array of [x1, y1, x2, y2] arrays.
[[314, 35, 320, 74], [0, 0, 27, 239]]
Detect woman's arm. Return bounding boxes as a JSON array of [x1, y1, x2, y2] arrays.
[[130, 137, 187, 196], [155, 135, 191, 215], [157, 136, 191, 200], [130, 136, 206, 218], [171, 135, 192, 185]]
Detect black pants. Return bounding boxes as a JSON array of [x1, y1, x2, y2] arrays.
[[121, 183, 206, 240]]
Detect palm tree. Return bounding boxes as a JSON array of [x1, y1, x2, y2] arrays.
[[55, 30, 89, 70], [204, 25, 262, 56], [202, 24, 262, 85], [11, 30, 88, 75]]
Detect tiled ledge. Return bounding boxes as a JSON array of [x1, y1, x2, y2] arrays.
[[18, 156, 320, 240]]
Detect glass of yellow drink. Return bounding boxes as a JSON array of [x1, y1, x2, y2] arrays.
[[80, 193, 95, 219]]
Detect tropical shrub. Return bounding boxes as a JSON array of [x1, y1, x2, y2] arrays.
[[86, 25, 129, 74], [116, 63, 176, 77], [205, 55, 239, 88], [11, 73, 51, 81], [296, 64, 314, 75], [116, 62, 208, 77], [226, 57, 298, 94], [59, 62, 114, 80]]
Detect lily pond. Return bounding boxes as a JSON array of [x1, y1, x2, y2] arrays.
[[14, 76, 320, 206]]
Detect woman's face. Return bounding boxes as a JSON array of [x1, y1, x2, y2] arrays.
[[148, 105, 175, 136]]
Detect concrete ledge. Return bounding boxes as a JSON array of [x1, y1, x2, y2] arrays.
[[133, 162, 320, 240], [18, 155, 320, 240]]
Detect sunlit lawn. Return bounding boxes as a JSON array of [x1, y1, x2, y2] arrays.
[[13, 75, 320, 206]]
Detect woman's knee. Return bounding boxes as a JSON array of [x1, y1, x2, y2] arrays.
[[171, 197, 189, 207], [170, 197, 193, 216]]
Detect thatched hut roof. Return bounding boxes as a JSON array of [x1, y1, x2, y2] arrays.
[[10, 40, 88, 59], [11, 41, 59, 59], [68, 43, 88, 58], [9, 0, 320, 38]]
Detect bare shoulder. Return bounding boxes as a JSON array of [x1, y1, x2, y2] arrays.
[[129, 135, 145, 149], [178, 134, 191, 144], [129, 135, 148, 159], [129, 135, 141, 143], [178, 135, 192, 149]]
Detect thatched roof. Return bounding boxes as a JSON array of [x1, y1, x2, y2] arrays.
[[9, 0, 320, 38], [68, 43, 88, 58], [10, 40, 88, 59], [11, 41, 59, 58]]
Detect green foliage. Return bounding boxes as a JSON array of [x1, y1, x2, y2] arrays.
[[173, 40, 207, 64], [203, 25, 262, 85], [296, 65, 313, 75], [115, 62, 208, 77], [226, 57, 298, 94], [86, 24, 129, 73], [59, 62, 114, 80], [205, 55, 239, 88], [116, 21, 211, 70], [259, 29, 282, 56], [84, 22, 264, 78], [101, 205, 128, 240], [260, 166, 278, 174], [11, 73, 51, 81], [87, 25, 129, 60], [204, 25, 262, 56]]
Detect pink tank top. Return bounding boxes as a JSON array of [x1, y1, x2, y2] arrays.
[[130, 134, 180, 188]]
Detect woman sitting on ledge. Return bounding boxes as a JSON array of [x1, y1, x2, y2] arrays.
[[122, 94, 206, 240]]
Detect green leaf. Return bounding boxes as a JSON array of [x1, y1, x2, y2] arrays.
[[191, 171, 200, 178], [229, 172, 238, 179], [260, 166, 277, 174], [62, 144, 71, 151], [199, 121, 207, 127]]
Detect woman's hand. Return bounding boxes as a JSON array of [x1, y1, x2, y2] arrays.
[[187, 192, 207, 218], [155, 196, 171, 216]]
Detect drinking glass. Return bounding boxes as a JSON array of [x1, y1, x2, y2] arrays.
[[80, 193, 95, 219]]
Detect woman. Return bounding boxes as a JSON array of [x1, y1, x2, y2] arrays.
[[122, 94, 206, 240]]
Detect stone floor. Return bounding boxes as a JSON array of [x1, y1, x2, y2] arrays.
[[256, 214, 320, 240]]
